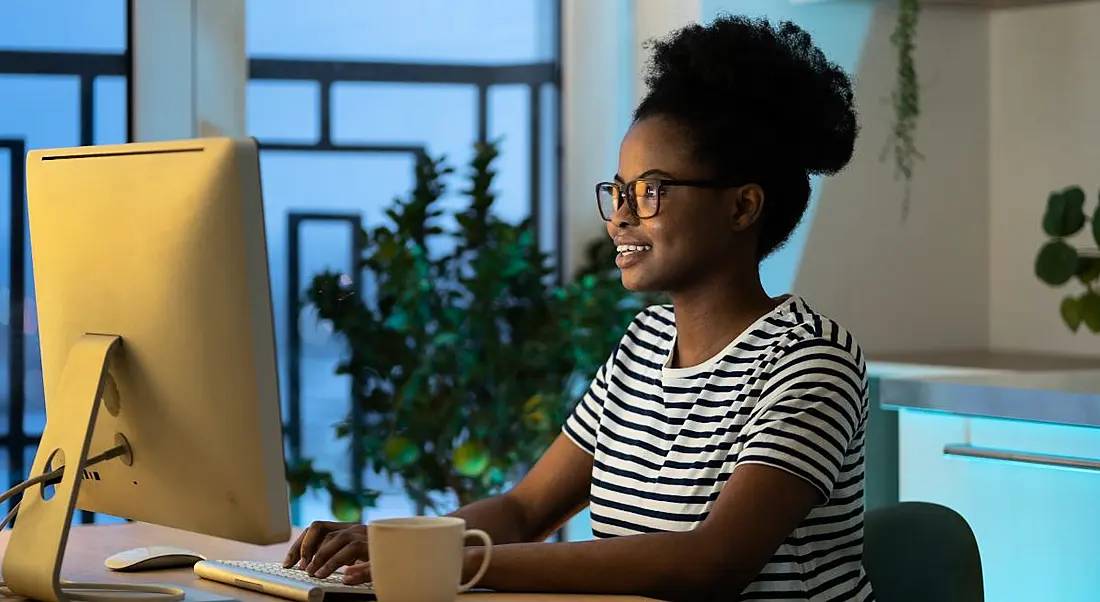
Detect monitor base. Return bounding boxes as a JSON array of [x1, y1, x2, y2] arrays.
[[2, 333, 121, 602]]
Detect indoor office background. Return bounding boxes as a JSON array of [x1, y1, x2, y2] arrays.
[[0, 0, 559, 526], [6, 1, 1100, 599]]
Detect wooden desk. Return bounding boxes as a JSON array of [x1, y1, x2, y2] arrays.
[[0, 524, 649, 601]]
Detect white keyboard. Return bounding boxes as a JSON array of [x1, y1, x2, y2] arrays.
[[194, 559, 375, 601]]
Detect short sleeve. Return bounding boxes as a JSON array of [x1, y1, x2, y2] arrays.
[[736, 336, 867, 501], [562, 351, 615, 455]]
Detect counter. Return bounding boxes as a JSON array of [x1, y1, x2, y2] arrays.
[[874, 351, 1100, 427], [871, 350, 1100, 602]]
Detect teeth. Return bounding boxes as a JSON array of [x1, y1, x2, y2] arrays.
[[616, 244, 652, 253]]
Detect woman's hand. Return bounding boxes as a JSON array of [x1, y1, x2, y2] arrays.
[[282, 520, 369, 578], [342, 561, 371, 585]]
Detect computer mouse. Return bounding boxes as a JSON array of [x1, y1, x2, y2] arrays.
[[104, 546, 207, 572]]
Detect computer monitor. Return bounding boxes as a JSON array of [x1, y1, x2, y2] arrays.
[[3, 137, 291, 602]]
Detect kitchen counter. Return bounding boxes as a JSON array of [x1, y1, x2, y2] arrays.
[[871, 350, 1100, 427], [870, 351, 1100, 602]]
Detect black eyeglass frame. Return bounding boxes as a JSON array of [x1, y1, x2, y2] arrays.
[[595, 177, 745, 221]]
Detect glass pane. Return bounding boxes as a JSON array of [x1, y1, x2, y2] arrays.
[[247, 0, 557, 64], [258, 151, 415, 419], [488, 85, 531, 226], [298, 220, 355, 510], [0, 75, 81, 149], [0, 148, 10, 437], [93, 76, 128, 145], [248, 81, 320, 143], [331, 82, 478, 256], [0, 0, 128, 53], [331, 82, 477, 168], [0, 75, 83, 439], [0, 446, 18, 519]]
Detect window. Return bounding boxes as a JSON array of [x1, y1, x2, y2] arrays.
[[0, 0, 130, 524], [247, 0, 561, 524]]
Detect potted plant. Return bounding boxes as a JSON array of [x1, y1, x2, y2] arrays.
[[1034, 185, 1100, 332], [286, 140, 655, 519]]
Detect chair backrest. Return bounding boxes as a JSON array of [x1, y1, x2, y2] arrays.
[[862, 501, 984, 602]]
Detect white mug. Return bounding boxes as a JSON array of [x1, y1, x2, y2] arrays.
[[367, 516, 493, 602]]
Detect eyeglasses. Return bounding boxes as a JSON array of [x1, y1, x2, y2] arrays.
[[595, 177, 743, 221]]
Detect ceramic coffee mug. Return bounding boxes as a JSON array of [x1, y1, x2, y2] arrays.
[[367, 516, 493, 602]]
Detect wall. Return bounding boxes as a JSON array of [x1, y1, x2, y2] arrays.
[[989, 1, 1100, 356], [561, 0, 703, 277], [561, 0, 632, 277], [696, 1, 991, 355], [131, 0, 247, 141]]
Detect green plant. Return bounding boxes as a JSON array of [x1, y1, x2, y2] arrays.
[[1035, 185, 1100, 332], [286, 140, 653, 519], [884, 0, 922, 219]]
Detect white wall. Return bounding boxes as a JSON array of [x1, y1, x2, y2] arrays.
[[989, 1, 1100, 356], [698, 1, 991, 354], [561, 0, 707, 277], [792, 4, 991, 354], [631, 0, 702, 105], [131, 0, 247, 142]]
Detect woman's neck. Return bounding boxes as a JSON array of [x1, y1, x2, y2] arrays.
[[668, 274, 780, 369]]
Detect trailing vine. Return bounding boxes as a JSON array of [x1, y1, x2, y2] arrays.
[[885, 0, 922, 219]]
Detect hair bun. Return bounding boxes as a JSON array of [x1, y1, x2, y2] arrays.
[[638, 16, 858, 176]]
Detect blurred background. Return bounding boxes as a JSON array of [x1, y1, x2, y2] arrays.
[[3, 2, 1100, 599]]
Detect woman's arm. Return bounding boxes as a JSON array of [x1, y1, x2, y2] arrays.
[[449, 434, 594, 545], [301, 434, 592, 578], [457, 463, 821, 602], [454, 336, 868, 601]]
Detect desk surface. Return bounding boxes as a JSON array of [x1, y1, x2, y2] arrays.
[[0, 523, 649, 601]]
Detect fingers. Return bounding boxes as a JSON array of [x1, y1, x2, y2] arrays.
[[309, 539, 367, 579], [282, 531, 307, 568], [288, 521, 338, 569], [343, 562, 371, 585], [306, 529, 367, 577]]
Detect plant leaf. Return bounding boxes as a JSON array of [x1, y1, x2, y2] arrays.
[[1043, 186, 1087, 237], [1092, 190, 1100, 249], [1035, 241, 1079, 286], [1061, 296, 1082, 332], [1076, 256, 1100, 284], [328, 486, 362, 522], [454, 442, 491, 478], [1081, 292, 1100, 333], [384, 436, 420, 468]]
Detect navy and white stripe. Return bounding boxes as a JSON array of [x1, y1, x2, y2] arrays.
[[564, 296, 874, 602]]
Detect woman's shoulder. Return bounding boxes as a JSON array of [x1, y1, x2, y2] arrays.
[[778, 296, 865, 357]]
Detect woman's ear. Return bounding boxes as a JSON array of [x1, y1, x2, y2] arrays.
[[730, 184, 765, 231]]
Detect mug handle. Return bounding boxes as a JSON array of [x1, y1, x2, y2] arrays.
[[457, 529, 493, 593]]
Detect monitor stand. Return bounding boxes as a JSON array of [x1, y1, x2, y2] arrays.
[[3, 333, 122, 602]]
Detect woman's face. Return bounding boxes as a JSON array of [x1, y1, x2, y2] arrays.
[[605, 115, 761, 293]]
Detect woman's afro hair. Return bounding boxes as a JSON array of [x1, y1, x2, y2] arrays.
[[634, 15, 859, 259]]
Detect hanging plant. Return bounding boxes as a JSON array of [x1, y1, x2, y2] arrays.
[[884, 0, 922, 219]]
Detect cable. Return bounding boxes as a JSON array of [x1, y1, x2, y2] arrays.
[[0, 444, 184, 601], [0, 442, 134, 531], [0, 444, 131, 507]]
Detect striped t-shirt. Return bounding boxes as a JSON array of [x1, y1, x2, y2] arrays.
[[563, 296, 873, 601]]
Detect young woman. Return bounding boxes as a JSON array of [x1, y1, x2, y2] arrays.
[[285, 15, 870, 602]]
